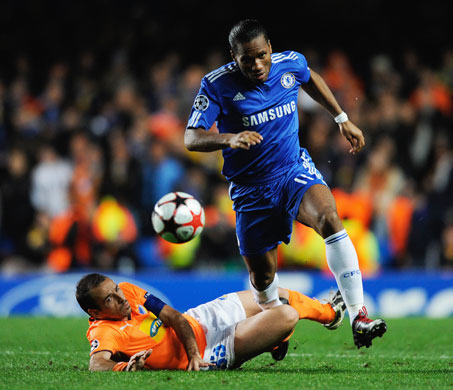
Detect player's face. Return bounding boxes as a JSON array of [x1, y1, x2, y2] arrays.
[[231, 35, 272, 84], [88, 278, 132, 320]]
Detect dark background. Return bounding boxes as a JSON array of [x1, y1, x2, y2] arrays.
[[0, 0, 452, 273], [1, 0, 450, 84]]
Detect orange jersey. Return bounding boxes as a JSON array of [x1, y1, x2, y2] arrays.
[[86, 282, 207, 370]]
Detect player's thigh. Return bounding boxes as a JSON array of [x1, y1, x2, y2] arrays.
[[236, 288, 290, 318], [296, 183, 344, 238], [234, 305, 298, 363], [236, 290, 263, 317], [236, 209, 293, 258]]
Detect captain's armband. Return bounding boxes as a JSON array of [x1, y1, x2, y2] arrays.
[[144, 292, 166, 316]]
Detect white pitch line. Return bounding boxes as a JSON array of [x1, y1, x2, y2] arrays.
[[4, 351, 85, 356], [287, 353, 452, 360]]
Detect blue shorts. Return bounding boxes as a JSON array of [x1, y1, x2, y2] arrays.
[[230, 149, 327, 257]]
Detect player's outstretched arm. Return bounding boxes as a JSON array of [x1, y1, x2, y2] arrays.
[[89, 351, 117, 371], [89, 349, 152, 372], [159, 305, 215, 371], [185, 128, 263, 152], [302, 69, 365, 154]]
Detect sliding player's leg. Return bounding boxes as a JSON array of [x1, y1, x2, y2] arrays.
[[236, 287, 346, 362], [236, 288, 341, 326], [232, 304, 298, 368]]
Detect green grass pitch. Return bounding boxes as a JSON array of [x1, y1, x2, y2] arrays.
[[1, 317, 452, 390]]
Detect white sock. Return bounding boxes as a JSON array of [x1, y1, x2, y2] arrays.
[[249, 273, 282, 310], [325, 230, 364, 324]]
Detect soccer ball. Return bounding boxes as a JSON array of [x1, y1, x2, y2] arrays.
[[151, 192, 205, 243]]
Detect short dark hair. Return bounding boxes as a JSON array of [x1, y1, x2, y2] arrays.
[[228, 19, 269, 54], [76, 273, 107, 314]]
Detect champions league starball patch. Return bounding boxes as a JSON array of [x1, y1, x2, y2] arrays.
[[281, 72, 296, 88], [193, 94, 209, 111], [90, 339, 99, 353]]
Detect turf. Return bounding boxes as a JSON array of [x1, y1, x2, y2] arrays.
[[1, 317, 452, 390]]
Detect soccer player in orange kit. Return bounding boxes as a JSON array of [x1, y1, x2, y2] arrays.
[[76, 273, 345, 371]]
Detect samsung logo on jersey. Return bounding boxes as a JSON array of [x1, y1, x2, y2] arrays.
[[242, 100, 297, 127]]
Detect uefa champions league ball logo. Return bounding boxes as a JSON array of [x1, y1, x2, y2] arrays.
[[281, 72, 296, 88], [194, 95, 209, 111]]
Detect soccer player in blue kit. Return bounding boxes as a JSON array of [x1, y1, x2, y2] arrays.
[[185, 19, 387, 351]]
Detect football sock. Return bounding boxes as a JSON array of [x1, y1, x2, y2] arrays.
[[324, 229, 364, 324], [250, 273, 283, 310], [285, 289, 335, 324]]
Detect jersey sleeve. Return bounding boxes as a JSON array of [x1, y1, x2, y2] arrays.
[[119, 282, 167, 317], [88, 325, 121, 356], [293, 52, 311, 84], [186, 76, 222, 130]]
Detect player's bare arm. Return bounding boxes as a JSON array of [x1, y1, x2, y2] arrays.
[[185, 128, 263, 152], [89, 351, 117, 371], [158, 305, 214, 371], [89, 349, 152, 372], [302, 69, 365, 154]]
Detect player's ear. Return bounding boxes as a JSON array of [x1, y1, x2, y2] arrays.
[[230, 49, 236, 63], [268, 40, 272, 54], [88, 308, 101, 318]]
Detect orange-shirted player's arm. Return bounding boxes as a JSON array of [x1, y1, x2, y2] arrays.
[[90, 351, 117, 371], [90, 350, 152, 372], [158, 305, 214, 371]]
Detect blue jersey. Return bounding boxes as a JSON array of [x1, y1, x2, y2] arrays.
[[187, 51, 311, 185]]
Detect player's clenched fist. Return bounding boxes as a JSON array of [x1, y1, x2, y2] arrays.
[[126, 349, 153, 371], [229, 131, 263, 150]]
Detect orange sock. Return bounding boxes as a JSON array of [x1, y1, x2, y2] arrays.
[[272, 327, 295, 348], [286, 289, 335, 324]]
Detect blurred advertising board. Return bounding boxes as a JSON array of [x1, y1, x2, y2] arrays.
[[0, 271, 451, 318]]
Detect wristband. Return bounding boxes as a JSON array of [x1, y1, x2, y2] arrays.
[[113, 362, 128, 371], [334, 112, 348, 124]]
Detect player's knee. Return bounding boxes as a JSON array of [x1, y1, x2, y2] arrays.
[[279, 305, 298, 330], [316, 206, 342, 237]]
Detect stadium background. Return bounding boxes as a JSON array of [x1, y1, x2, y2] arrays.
[[0, 0, 452, 317]]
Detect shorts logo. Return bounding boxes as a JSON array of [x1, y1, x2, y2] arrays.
[[281, 72, 295, 88], [90, 339, 99, 353], [209, 345, 227, 369], [194, 95, 209, 111]]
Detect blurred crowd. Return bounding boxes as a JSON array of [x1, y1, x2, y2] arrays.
[[0, 44, 452, 274]]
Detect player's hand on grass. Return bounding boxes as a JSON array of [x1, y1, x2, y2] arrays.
[[187, 353, 215, 371], [126, 349, 152, 371], [339, 121, 365, 154], [229, 131, 263, 150]]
